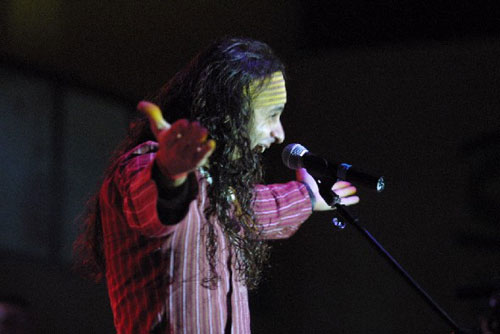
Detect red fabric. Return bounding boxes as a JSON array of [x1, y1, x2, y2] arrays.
[[100, 141, 312, 333]]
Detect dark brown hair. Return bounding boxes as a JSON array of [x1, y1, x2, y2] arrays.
[[74, 37, 285, 289]]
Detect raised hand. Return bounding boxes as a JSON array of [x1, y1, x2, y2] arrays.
[[137, 101, 216, 184]]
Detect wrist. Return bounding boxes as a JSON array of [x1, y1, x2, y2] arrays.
[[154, 160, 188, 188]]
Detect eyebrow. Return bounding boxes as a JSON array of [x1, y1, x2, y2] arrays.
[[269, 105, 284, 113]]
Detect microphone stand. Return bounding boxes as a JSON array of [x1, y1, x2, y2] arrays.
[[315, 178, 475, 334]]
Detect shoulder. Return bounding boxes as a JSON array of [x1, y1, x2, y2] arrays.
[[101, 141, 159, 180], [117, 141, 159, 167], [122, 141, 159, 160]]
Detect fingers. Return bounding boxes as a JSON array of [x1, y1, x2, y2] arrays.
[[185, 125, 215, 168], [333, 184, 357, 198], [332, 181, 352, 191], [157, 118, 216, 177], [188, 121, 209, 142], [161, 120, 212, 151], [137, 101, 170, 139], [333, 180, 359, 207], [340, 195, 360, 206], [194, 139, 216, 168], [162, 119, 190, 144]]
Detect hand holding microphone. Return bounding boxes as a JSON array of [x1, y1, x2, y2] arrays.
[[296, 168, 359, 211], [284, 143, 384, 209], [137, 101, 216, 184], [282, 143, 385, 192]]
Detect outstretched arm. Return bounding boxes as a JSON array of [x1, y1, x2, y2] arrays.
[[134, 101, 216, 226]]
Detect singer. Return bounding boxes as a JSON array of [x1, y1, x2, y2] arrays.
[[74, 37, 359, 333]]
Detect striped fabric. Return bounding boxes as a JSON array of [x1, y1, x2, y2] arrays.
[[249, 71, 287, 109], [100, 141, 312, 333]]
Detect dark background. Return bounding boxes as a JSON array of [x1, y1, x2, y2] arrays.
[[1, 1, 499, 333]]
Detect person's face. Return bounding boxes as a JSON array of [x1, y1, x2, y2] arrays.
[[248, 72, 286, 153]]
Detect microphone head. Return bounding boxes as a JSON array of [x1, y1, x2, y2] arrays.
[[282, 143, 309, 169]]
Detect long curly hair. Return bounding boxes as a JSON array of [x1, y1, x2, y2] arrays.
[[74, 37, 285, 290]]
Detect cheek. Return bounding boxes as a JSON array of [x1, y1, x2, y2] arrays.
[[254, 121, 269, 138], [249, 122, 266, 145]]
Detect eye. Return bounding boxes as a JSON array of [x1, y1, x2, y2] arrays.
[[270, 110, 282, 119], [268, 106, 283, 120]]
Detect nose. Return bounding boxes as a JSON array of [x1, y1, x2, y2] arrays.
[[271, 120, 285, 144]]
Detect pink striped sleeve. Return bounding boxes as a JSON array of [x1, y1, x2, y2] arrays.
[[253, 181, 313, 239], [119, 153, 177, 238]]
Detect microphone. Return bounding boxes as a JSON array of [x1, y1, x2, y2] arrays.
[[282, 143, 385, 192]]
